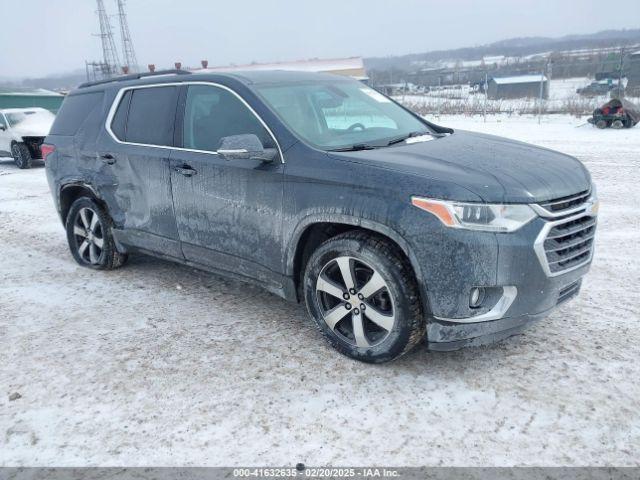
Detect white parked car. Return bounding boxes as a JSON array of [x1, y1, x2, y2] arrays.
[[0, 107, 56, 169]]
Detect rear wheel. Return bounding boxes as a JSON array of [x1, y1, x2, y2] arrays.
[[595, 119, 608, 129], [65, 197, 128, 270], [303, 232, 425, 363], [611, 119, 624, 129], [11, 142, 32, 169]]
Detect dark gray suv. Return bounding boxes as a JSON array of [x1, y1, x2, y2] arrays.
[[43, 70, 598, 363]]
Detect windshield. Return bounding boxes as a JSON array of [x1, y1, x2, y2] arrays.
[[6, 110, 55, 128], [255, 81, 430, 150]]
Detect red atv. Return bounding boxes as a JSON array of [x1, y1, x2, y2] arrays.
[[589, 98, 640, 129]]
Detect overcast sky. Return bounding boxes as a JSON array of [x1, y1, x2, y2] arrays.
[[2, 0, 640, 78]]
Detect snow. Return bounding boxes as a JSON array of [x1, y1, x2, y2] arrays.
[[1, 115, 640, 466], [492, 75, 547, 84], [6, 109, 55, 137], [0, 89, 63, 97], [414, 45, 640, 71], [397, 77, 640, 115], [0, 107, 52, 114]]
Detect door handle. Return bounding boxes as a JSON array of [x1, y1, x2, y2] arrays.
[[174, 165, 197, 177], [99, 153, 116, 165]]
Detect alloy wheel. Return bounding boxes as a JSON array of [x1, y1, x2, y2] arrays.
[[73, 207, 105, 265], [315, 256, 396, 348]]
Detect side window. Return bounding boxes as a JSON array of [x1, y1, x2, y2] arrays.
[[125, 86, 178, 146], [110, 90, 132, 141], [182, 85, 274, 152]]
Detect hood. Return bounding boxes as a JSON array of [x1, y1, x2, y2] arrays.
[[328, 130, 591, 203], [11, 115, 54, 138]]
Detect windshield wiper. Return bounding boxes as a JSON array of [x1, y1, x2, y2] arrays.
[[386, 131, 431, 146], [329, 144, 378, 152], [329, 131, 434, 151]]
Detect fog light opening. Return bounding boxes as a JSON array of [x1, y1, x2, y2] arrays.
[[469, 287, 486, 309]]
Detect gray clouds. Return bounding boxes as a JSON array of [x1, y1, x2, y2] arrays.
[[2, 0, 639, 78]]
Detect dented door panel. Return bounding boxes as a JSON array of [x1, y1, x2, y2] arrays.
[[93, 126, 181, 257]]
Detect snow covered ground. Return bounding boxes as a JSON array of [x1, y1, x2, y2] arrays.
[[1, 115, 639, 466]]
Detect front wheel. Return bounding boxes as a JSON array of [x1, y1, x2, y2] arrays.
[[303, 232, 425, 363], [65, 197, 128, 270], [11, 142, 32, 169]]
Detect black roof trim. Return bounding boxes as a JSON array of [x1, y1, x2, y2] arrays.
[[78, 69, 192, 89]]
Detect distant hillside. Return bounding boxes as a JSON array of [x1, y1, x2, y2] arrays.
[[365, 28, 640, 71], [3, 28, 640, 91], [0, 71, 88, 92]]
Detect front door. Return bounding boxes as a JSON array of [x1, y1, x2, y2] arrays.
[[169, 84, 284, 285]]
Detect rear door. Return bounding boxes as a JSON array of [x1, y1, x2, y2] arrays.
[[169, 83, 284, 284], [100, 85, 182, 258]]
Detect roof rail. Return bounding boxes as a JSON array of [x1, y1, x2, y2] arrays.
[[78, 69, 192, 89]]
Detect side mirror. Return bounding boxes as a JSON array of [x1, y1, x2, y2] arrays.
[[0, 125, 6, 131], [217, 134, 277, 162]]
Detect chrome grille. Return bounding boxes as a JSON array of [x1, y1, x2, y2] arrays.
[[537, 213, 596, 276], [538, 190, 591, 215]]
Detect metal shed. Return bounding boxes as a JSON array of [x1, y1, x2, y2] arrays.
[[0, 88, 65, 113], [487, 75, 549, 100]]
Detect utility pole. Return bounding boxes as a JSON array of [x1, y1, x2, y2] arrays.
[[116, 0, 138, 73], [95, 0, 121, 78], [617, 47, 625, 99], [483, 72, 488, 123], [537, 61, 547, 124]]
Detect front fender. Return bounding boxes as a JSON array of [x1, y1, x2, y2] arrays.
[[285, 211, 430, 313]]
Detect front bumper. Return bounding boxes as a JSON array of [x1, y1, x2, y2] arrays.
[[403, 208, 595, 350], [427, 311, 545, 351], [426, 276, 584, 351]]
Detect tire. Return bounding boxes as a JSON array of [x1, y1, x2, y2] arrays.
[[303, 231, 425, 363], [11, 142, 32, 169], [65, 197, 128, 270], [611, 119, 624, 129], [595, 119, 608, 129]]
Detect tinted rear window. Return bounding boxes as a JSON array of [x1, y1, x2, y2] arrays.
[[50, 92, 104, 136], [125, 86, 178, 146]]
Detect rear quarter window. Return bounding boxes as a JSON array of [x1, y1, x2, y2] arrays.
[[50, 92, 104, 136], [110, 90, 132, 141]]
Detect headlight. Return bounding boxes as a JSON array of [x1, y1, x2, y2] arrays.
[[411, 197, 537, 233]]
